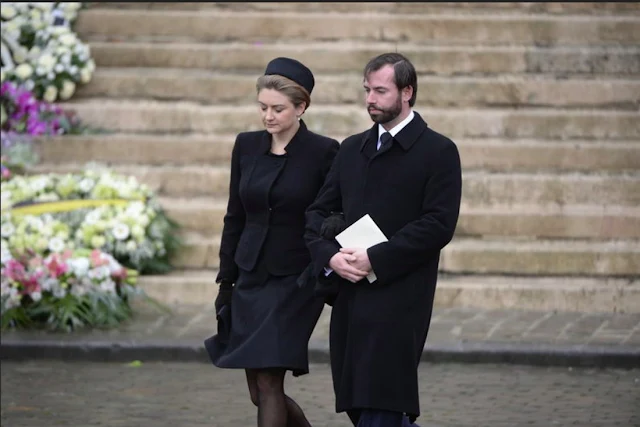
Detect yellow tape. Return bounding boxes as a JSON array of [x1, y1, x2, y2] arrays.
[[8, 199, 145, 216]]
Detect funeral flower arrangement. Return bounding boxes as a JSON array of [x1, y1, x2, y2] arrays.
[[1, 247, 141, 331], [1, 168, 180, 330], [1, 80, 86, 137], [1, 2, 95, 102]]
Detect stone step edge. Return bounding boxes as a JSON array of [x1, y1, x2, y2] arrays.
[[86, 40, 640, 53], [87, 67, 640, 83], [82, 1, 640, 16], [155, 197, 640, 217], [30, 163, 640, 180], [39, 133, 640, 146], [2, 337, 637, 368], [137, 271, 640, 314], [66, 99, 640, 116], [78, 9, 640, 21]]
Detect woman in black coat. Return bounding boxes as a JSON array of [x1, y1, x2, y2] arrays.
[[205, 57, 339, 427]]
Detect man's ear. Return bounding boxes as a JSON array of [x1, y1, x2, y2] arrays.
[[402, 86, 413, 103]]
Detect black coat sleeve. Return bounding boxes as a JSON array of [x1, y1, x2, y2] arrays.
[[304, 140, 342, 276], [216, 135, 245, 285], [367, 141, 462, 284]]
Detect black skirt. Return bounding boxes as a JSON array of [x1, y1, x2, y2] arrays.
[[205, 262, 324, 377]]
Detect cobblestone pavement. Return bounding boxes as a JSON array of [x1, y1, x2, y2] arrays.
[[1, 361, 639, 427]]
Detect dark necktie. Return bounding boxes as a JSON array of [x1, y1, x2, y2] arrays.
[[379, 132, 392, 150]]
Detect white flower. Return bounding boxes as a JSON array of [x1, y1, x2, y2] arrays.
[[52, 286, 66, 299], [131, 225, 145, 239], [26, 216, 44, 230], [30, 291, 43, 302], [68, 257, 90, 277], [24, 80, 35, 91], [0, 68, 5, 83], [40, 278, 57, 291], [100, 279, 116, 294], [54, 63, 64, 73], [79, 178, 95, 193], [38, 53, 56, 72], [48, 237, 65, 253], [33, 2, 54, 12], [125, 240, 137, 252], [59, 33, 77, 46], [36, 66, 47, 76], [59, 80, 76, 100], [1, 223, 15, 238], [40, 225, 53, 237], [0, 247, 12, 264], [14, 63, 33, 80], [0, 5, 17, 19], [80, 67, 92, 84], [65, 2, 83, 12], [112, 223, 130, 241], [43, 85, 58, 103], [30, 176, 50, 192], [98, 265, 111, 279]]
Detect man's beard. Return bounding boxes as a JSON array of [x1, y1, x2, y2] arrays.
[[367, 95, 402, 125]]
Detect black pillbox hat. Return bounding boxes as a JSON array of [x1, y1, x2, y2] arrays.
[[264, 57, 315, 95]]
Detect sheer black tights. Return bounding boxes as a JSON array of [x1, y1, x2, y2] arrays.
[[246, 369, 312, 427]]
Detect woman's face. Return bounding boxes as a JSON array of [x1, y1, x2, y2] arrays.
[[257, 88, 305, 135]]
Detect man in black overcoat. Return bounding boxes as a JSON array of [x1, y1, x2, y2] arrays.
[[304, 53, 462, 426]]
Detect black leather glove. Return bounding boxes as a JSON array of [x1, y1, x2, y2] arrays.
[[320, 212, 346, 240], [214, 281, 233, 313]]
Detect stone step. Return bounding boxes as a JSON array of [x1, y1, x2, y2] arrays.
[[76, 68, 640, 110], [66, 100, 640, 139], [172, 234, 640, 276], [36, 134, 640, 173], [88, 42, 640, 76], [156, 197, 640, 240], [75, 10, 640, 46], [85, 2, 640, 16], [442, 238, 639, 277], [137, 269, 640, 313], [31, 164, 640, 207]]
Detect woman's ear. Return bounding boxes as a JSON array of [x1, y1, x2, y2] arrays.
[[296, 102, 307, 118]]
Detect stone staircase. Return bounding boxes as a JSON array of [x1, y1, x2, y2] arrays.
[[35, 2, 640, 312]]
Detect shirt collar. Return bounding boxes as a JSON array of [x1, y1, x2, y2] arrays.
[[378, 110, 415, 141]]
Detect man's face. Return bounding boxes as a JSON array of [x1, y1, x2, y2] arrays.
[[363, 65, 402, 125]]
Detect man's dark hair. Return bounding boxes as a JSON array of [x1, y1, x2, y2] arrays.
[[363, 52, 418, 107]]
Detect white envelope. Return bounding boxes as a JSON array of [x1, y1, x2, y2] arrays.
[[334, 214, 388, 283]]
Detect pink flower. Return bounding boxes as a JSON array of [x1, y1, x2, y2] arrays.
[[45, 254, 68, 278], [3, 259, 27, 281], [28, 256, 44, 268], [90, 249, 109, 267]]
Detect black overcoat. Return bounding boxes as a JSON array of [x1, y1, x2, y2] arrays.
[[304, 112, 462, 419], [216, 120, 340, 285]]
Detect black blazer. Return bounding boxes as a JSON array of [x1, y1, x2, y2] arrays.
[[216, 120, 339, 284]]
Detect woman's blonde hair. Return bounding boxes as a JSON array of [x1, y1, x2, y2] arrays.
[[256, 74, 311, 112]]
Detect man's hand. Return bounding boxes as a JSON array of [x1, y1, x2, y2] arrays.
[[329, 252, 369, 283], [339, 247, 372, 273]]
